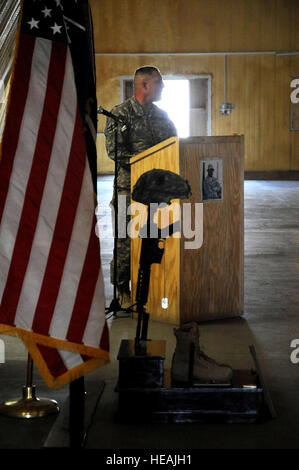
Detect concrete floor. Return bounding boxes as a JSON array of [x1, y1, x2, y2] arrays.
[[0, 178, 298, 449]]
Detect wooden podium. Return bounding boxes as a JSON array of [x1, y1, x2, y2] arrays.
[[130, 136, 244, 325]]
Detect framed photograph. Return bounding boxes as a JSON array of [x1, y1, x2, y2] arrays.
[[200, 159, 223, 201]]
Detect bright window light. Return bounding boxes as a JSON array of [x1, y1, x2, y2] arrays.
[[155, 79, 190, 138]]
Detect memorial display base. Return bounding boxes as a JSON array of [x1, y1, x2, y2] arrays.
[[116, 341, 270, 424], [117, 339, 166, 389], [116, 369, 264, 424]]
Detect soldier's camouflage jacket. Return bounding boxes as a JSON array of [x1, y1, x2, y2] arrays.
[[104, 96, 177, 192]]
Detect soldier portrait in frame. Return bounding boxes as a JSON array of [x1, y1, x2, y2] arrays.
[[201, 159, 223, 201]]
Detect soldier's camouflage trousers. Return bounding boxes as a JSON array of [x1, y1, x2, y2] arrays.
[[110, 189, 130, 287]]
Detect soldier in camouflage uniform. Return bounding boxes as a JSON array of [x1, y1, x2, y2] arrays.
[[104, 66, 177, 306], [203, 164, 222, 200]]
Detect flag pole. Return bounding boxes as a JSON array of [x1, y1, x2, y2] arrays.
[[69, 376, 85, 448], [0, 353, 60, 418]]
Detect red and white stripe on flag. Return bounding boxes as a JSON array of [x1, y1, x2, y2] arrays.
[[0, 1, 109, 389]]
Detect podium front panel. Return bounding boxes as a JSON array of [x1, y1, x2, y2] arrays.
[[130, 136, 244, 325], [130, 138, 181, 325], [179, 136, 244, 323]]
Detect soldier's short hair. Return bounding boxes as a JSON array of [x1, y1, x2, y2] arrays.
[[134, 66, 161, 79]]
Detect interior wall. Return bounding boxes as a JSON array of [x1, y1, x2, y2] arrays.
[[91, 0, 299, 173], [90, 0, 299, 53]]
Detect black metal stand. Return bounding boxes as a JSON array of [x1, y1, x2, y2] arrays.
[[98, 106, 133, 319], [134, 207, 182, 354], [69, 376, 85, 448], [135, 207, 165, 354]]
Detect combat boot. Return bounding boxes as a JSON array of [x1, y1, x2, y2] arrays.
[[171, 322, 233, 385], [117, 282, 131, 308]]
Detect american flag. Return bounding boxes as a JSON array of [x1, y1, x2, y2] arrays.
[[0, 0, 109, 388]]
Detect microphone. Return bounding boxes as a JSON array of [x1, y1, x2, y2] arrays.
[[97, 106, 120, 122], [97, 106, 127, 132]]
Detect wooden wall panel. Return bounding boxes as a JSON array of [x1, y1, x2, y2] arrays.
[[259, 55, 275, 171], [96, 135, 113, 174], [292, 132, 299, 170], [276, 0, 292, 51], [260, 0, 277, 51], [291, 56, 299, 170], [96, 53, 298, 173], [229, 55, 246, 136], [275, 56, 292, 170], [245, 56, 261, 170], [93, 0, 299, 174], [90, 0, 299, 53], [292, 0, 299, 52]]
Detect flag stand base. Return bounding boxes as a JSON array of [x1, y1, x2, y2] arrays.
[[0, 385, 59, 419], [0, 353, 59, 419]]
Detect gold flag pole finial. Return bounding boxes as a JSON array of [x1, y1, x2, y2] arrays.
[[0, 353, 60, 418]]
